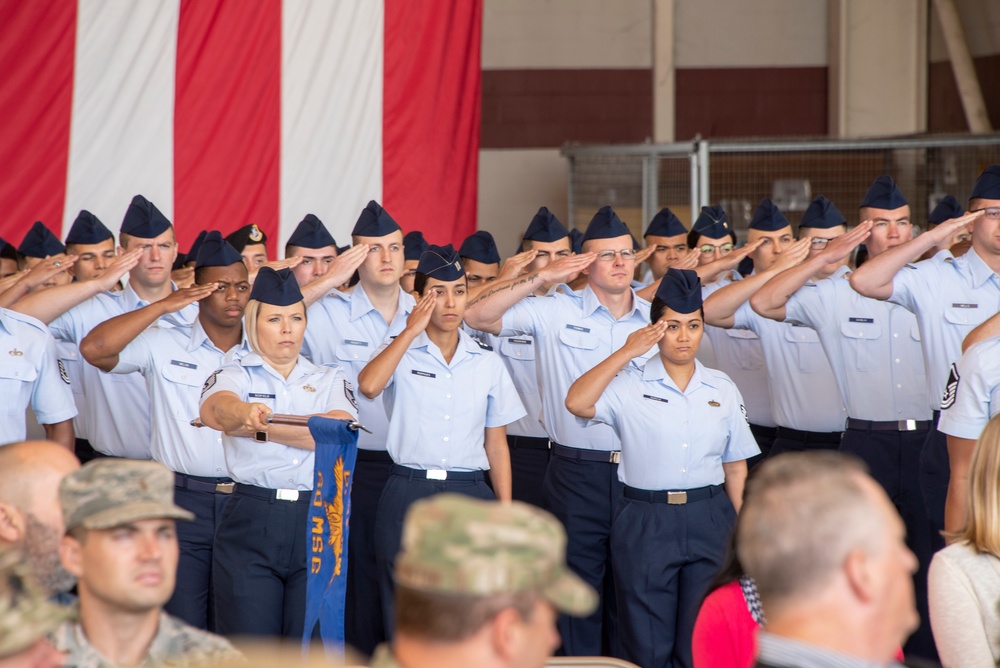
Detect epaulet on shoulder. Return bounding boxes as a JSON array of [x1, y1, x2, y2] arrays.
[[476, 340, 493, 351], [2, 309, 47, 332]]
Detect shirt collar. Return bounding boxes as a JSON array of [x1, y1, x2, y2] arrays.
[[757, 632, 901, 668], [956, 247, 998, 288], [411, 328, 482, 368], [349, 283, 413, 322], [240, 350, 319, 383], [641, 357, 717, 393], [580, 284, 647, 321], [187, 318, 250, 356]]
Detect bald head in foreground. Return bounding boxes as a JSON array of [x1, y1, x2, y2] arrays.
[[738, 452, 918, 667]]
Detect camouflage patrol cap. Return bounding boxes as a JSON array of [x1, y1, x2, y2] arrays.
[[0, 550, 72, 657], [60, 459, 194, 531], [395, 494, 597, 616]]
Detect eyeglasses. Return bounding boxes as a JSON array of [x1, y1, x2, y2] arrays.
[[594, 249, 637, 261], [808, 237, 832, 249], [973, 207, 1000, 221], [699, 243, 734, 255]]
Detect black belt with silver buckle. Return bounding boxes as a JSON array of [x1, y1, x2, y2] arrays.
[[174, 472, 235, 495], [551, 443, 620, 464], [390, 464, 485, 482], [233, 483, 311, 503], [775, 427, 843, 443], [624, 484, 722, 505], [846, 418, 932, 432]]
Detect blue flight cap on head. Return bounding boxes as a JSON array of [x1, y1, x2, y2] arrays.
[[459, 231, 501, 265], [655, 268, 702, 315], [249, 267, 303, 306], [121, 195, 171, 239], [645, 207, 687, 238], [403, 231, 429, 261], [970, 165, 1000, 202], [582, 206, 630, 243], [18, 222, 65, 258], [195, 231, 244, 269], [569, 228, 584, 254], [65, 210, 113, 246], [524, 207, 570, 243], [352, 200, 401, 237], [749, 199, 791, 232], [417, 244, 465, 281], [225, 224, 267, 252], [799, 196, 846, 230], [691, 206, 731, 240], [860, 175, 908, 209], [928, 195, 964, 225], [287, 214, 336, 249]]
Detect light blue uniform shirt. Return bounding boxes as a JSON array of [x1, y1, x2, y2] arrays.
[[482, 332, 546, 438], [499, 284, 653, 451], [889, 249, 1000, 411], [732, 292, 847, 433], [937, 335, 1000, 440], [55, 339, 87, 439], [302, 284, 415, 450], [112, 319, 250, 477], [785, 271, 930, 421], [703, 274, 775, 427], [0, 308, 77, 445], [49, 282, 198, 458], [200, 353, 357, 490], [381, 329, 525, 470], [588, 357, 759, 490]]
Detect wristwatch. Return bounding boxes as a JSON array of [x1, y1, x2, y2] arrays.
[[254, 430, 268, 443]]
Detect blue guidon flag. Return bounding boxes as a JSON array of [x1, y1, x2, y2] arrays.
[[302, 416, 359, 656]]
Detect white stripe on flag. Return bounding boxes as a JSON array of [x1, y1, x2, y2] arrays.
[[280, 0, 383, 249], [64, 0, 179, 235]]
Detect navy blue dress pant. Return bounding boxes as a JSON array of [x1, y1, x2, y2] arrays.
[[919, 418, 948, 551], [509, 435, 550, 508]]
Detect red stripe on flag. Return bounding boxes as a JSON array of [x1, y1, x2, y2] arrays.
[[383, 0, 482, 246], [0, 0, 76, 244], [174, 0, 281, 254]]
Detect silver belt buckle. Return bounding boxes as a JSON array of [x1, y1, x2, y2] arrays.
[[276, 489, 300, 501], [215, 482, 235, 494], [899, 419, 917, 431], [610, 451, 621, 464], [667, 491, 688, 505], [426, 470, 448, 481]]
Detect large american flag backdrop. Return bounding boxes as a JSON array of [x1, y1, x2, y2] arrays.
[[0, 0, 482, 254]]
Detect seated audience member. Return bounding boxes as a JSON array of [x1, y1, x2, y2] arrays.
[[369, 493, 597, 668], [737, 451, 919, 668], [53, 459, 241, 666], [0, 441, 80, 601], [929, 412, 1000, 667], [0, 549, 70, 668]]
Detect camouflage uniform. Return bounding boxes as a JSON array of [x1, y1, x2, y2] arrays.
[[0, 550, 72, 659], [51, 610, 241, 667]]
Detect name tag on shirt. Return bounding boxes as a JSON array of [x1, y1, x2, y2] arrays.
[[848, 317, 874, 323], [343, 339, 368, 346], [643, 394, 668, 403], [952, 303, 979, 309], [249, 393, 276, 399], [508, 338, 532, 345], [565, 324, 590, 333], [412, 370, 436, 378], [170, 359, 198, 369]]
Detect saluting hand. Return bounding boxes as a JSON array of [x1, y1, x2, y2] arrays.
[[403, 292, 436, 335], [929, 209, 984, 246], [97, 249, 143, 290], [819, 221, 872, 263], [322, 243, 370, 288], [769, 238, 811, 273], [23, 253, 78, 290], [672, 248, 700, 271], [539, 252, 596, 285], [243, 402, 272, 433], [159, 282, 219, 314], [633, 245, 656, 265], [701, 238, 764, 275], [171, 266, 195, 289], [497, 249, 538, 282], [621, 320, 668, 358], [248, 256, 304, 285]]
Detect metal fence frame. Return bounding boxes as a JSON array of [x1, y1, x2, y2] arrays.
[[561, 134, 1000, 233]]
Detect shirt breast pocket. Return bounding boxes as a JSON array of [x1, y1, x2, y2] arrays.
[[335, 341, 371, 369], [160, 362, 204, 405], [724, 328, 763, 370], [840, 320, 883, 371], [943, 305, 984, 333], [0, 360, 37, 416], [499, 337, 536, 362], [784, 326, 824, 373], [558, 328, 599, 352]]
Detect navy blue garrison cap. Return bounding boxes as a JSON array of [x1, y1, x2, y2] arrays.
[[645, 207, 687, 238], [417, 244, 465, 281], [691, 206, 731, 239], [403, 231, 429, 261], [799, 196, 846, 230], [352, 200, 401, 237], [249, 267, 303, 306], [195, 231, 243, 269], [970, 165, 1000, 202], [121, 195, 171, 239], [860, 175, 908, 209], [582, 206, 630, 242], [225, 224, 267, 252], [569, 229, 584, 254], [928, 195, 964, 225], [288, 214, 336, 249], [524, 207, 570, 243], [66, 210, 113, 246], [749, 199, 791, 232], [0, 236, 11, 258], [187, 230, 208, 257], [459, 231, 501, 265], [18, 222, 65, 258], [655, 268, 702, 315]]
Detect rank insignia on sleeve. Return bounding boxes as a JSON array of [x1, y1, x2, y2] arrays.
[[740, 404, 749, 424], [941, 363, 960, 409], [201, 369, 221, 397], [58, 360, 70, 384], [344, 381, 358, 411]]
